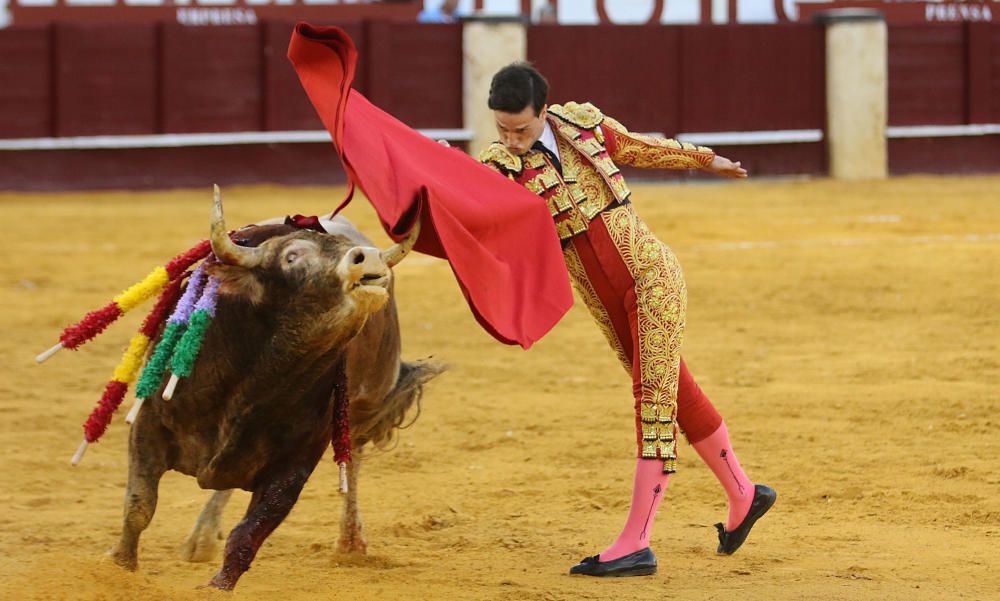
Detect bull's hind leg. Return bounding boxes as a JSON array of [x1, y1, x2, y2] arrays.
[[181, 489, 234, 562], [337, 450, 368, 554], [207, 468, 312, 590], [109, 425, 168, 570]]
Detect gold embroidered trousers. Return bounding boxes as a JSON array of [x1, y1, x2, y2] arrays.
[[563, 204, 686, 473]]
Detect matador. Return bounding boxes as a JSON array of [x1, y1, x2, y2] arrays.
[[477, 63, 777, 577]]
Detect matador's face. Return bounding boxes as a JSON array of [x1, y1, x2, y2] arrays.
[[493, 104, 547, 156]]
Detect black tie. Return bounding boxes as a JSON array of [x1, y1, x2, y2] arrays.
[[532, 140, 563, 176]]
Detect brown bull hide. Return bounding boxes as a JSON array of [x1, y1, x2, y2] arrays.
[[109, 213, 440, 591]]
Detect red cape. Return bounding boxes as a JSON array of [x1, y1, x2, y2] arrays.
[[288, 23, 572, 349]]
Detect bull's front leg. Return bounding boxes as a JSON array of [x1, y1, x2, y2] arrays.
[[337, 449, 368, 554], [206, 468, 312, 590], [181, 489, 234, 562], [109, 424, 168, 570]]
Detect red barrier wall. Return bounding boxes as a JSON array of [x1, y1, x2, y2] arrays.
[[364, 21, 463, 129], [677, 24, 825, 133], [529, 25, 682, 135], [0, 21, 997, 189], [161, 24, 263, 133], [890, 136, 1000, 174], [966, 23, 994, 123], [0, 20, 463, 140], [529, 24, 825, 135], [0, 144, 346, 191], [0, 26, 51, 138], [888, 24, 966, 125], [54, 23, 158, 136], [978, 22, 1000, 122], [529, 23, 827, 177], [886, 21, 1000, 174]]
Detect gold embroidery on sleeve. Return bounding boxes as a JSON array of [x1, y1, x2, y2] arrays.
[[603, 116, 715, 170]]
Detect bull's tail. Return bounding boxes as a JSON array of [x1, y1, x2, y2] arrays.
[[351, 358, 445, 449]]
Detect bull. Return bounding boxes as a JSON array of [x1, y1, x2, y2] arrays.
[[110, 189, 441, 590]]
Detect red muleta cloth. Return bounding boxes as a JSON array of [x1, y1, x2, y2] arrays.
[[288, 23, 572, 349]]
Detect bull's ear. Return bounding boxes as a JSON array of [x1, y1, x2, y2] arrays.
[[208, 264, 265, 305]]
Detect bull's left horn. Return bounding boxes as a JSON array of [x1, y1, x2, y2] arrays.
[[380, 219, 421, 268], [210, 184, 264, 268]]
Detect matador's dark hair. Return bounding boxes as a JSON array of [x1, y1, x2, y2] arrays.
[[488, 61, 549, 116]]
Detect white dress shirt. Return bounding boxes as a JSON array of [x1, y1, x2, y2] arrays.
[[538, 120, 561, 162], [539, 118, 605, 162]]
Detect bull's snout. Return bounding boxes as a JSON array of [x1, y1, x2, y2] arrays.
[[338, 246, 389, 290]]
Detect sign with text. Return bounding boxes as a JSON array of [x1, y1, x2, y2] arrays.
[[1, 0, 994, 28], [2, 0, 418, 28], [465, 0, 995, 25]]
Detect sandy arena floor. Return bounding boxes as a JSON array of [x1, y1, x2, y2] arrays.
[[1, 176, 998, 600]]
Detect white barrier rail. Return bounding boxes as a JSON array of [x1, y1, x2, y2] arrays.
[[886, 124, 1000, 138], [675, 129, 824, 145], [1, 124, 997, 151], [0, 129, 474, 151]]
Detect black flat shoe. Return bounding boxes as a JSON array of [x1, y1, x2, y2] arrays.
[[568, 547, 657, 577], [716, 484, 777, 555]]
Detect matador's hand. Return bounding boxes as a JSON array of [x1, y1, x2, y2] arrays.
[[706, 154, 748, 178]]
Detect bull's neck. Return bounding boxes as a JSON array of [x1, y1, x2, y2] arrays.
[[202, 298, 349, 398]]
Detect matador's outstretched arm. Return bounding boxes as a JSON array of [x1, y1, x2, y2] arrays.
[[602, 116, 747, 178]]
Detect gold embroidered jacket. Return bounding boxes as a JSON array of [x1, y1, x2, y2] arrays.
[[479, 102, 715, 242]]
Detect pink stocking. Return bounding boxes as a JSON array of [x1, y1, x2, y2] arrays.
[[691, 422, 754, 530], [599, 459, 670, 561]]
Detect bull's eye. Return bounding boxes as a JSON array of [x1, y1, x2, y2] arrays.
[[285, 252, 298, 264]]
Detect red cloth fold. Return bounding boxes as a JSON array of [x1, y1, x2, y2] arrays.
[[288, 23, 572, 348]]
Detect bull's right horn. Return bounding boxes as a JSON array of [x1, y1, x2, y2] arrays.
[[380, 219, 421, 268], [210, 184, 264, 268]]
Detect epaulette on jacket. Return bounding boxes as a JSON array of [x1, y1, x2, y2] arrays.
[[548, 102, 604, 130], [479, 142, 523, 175]]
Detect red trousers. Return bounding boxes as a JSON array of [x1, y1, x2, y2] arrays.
[[565, 206, 722, 470]]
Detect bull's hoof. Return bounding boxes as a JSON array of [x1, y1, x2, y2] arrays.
[[180, 527, 224, 563], [107, 546, 138, 571], [336, 532, 368, 555], [204, 574, 237, 591]]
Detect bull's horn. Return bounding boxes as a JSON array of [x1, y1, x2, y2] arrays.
[[381, 219, 421, 268], [210, 184, 264, 268]]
